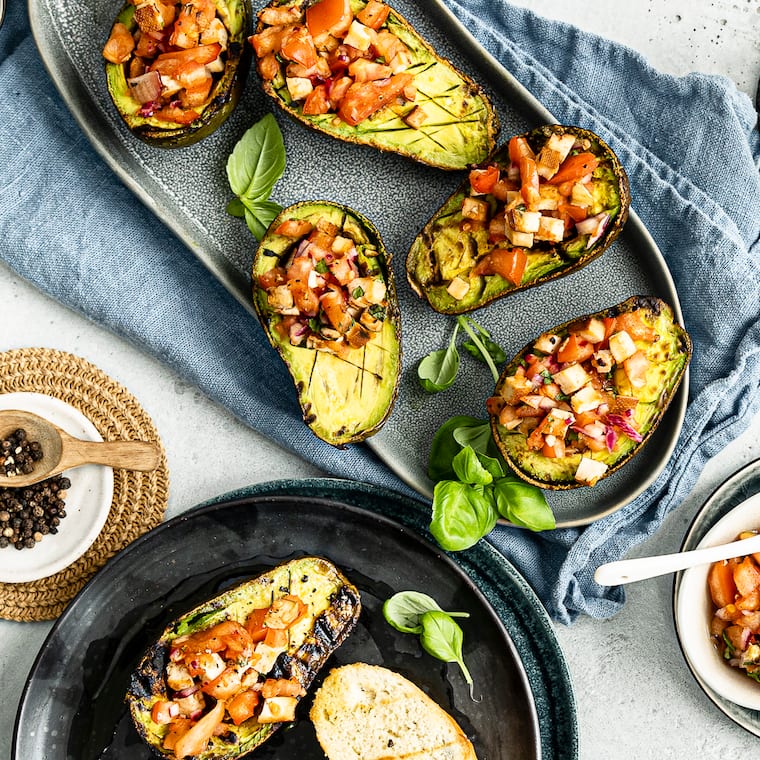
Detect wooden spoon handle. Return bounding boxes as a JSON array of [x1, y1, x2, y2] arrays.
[[59, 440, 160, 472]]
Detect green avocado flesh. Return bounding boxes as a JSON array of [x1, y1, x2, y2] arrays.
[[252, 202, 401, 447], [126, 557, 361, 760], [105, 0, 250, 147], [490, 296, 691, 489], [253, 0, 499, 169], [407, 124, 631, 314]]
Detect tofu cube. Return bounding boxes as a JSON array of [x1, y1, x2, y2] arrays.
[[534, 332, 562, 354], [608, 330, 637, 363], [571, 181, 595, 208], [574, 456, 609, 486], [570, 385, 604, 414], [285, 76, 313, 101], [343, 20, 373, 51], [535, 215, 566, 243], [511, 208, 541, 233], [505, 224, 534, 248], [552, 363, 590, 395], [576, 317, 606, 343], [446, 276, 470, 301]]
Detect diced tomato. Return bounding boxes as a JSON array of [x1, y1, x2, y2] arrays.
[[548, 152, 599, 185], [471, 248, 527, 286], [280, 25, 318, 68], [469, 165, 499, 194], [557, 203, 588, 222], [615, 310, 657, 341], [306, 0, 352, 38], [541, 438, 566, 458], [357, 0, 390, 29], [303, 84, 330, 114], [337, 73, 413, 126], [556, 334, 595, 364], [264, 595, 308, 629], [178, 620, 251, 658], [276, 219, 313, 238], [245, 607, 269, 642], [263, 627, 288, 648], [202, 667, 242, 699], [273, 315, 298, 341], [227, 690, 260, 726], [508, 135, 534, 165], [258, 266, 287, 289], [103, 22, 135, 64], [491, 177, 517, 202], [709, 559, 739, 608], [327, 75, 353, 109], [734, 557, 760, 596], [519, 156, 540, 208]]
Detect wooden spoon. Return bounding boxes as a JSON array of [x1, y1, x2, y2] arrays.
[[0, 409, 160, 487]]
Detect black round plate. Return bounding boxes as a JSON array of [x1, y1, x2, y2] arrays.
[[12, 479, 577, 759]]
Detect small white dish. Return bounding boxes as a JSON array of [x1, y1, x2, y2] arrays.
[[0, 392, 114, 583], [675, 491, 760, 710]]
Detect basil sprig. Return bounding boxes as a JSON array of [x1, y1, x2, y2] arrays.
[[417, 316, 503, 393], [383, 591, 474, 695], [226, 113, 285, 240], [427, 415, 555, 549]]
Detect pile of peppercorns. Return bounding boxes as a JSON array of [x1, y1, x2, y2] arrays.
[[0, 427, 71, 550], [2, 427, 43, 477], [0, 476, 71, 550]]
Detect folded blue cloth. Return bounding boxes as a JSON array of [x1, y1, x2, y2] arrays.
[[1, 0, 758, 623]]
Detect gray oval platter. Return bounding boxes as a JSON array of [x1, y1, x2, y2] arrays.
[[28, 0, 687, 527]]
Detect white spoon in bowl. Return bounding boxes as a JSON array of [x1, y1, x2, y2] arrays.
[[594, 532, 760, 586]]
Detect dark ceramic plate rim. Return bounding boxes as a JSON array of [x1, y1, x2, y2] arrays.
[[673, 458, 760, 735], [12, 478, 578, 760], [27, 0, 687, 527]]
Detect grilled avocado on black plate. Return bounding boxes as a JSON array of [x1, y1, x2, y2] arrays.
[[249, 0, 499, 169], [407, 124, 631, 313], [102, 0, 251, 147], [252, 201, 401, 447], [126, 556, 362, 760], [487, 296, 691, 489]]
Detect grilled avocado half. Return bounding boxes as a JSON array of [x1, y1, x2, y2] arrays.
[[249, 0, 499, 169], [104, 0, 251, 147], [252, 201, 401, 447], [488, 296, 691, 489], [126, 556, 362, 760], [407, 124, 631, 313]]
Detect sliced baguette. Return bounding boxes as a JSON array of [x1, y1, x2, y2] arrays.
[[309, 663, 477, 760]]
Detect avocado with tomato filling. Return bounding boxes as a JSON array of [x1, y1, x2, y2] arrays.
[[488, 296, 691, 489], [102, 0, 251, 147], [252, 201, 401, 447], [406, 124, 631, 313], [126, 556, 362, 760], [249, 0, 499, 169]]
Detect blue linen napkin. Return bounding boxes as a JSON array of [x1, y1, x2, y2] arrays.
[[1, 0, 759, 623]]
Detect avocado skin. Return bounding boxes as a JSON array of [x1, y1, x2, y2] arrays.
[[252, 0, 499, 169], [490, 296, 691, 490], [252, 201, 402, 447], [406, 124, 631, 314], [125, 556, 362, 760], [105, 0, 252, 148]]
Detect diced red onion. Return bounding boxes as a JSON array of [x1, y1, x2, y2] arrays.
[[507, 163, 520, 181], [173, 685, 199, 699], [605, 427, 618, 452], [607, 413, 643, 442], [575, 212, 610, 249], [128, 70, 162, 104]]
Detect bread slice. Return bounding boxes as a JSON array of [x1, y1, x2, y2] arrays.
[[309, 663, 477, 760]]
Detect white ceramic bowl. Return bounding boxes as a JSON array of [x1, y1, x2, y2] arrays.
[[676, 492, 760, 710], [0, 392, 114, 583]]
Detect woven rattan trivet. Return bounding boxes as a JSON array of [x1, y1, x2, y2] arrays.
[[0, 348, 169, 621]]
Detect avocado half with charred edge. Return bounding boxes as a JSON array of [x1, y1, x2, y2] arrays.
[[407, 124, 631, 314], [126, 556, 361, 760], [252, 201, 401, 447], [250, 0, 499, 169], [105, 0, 251, 147], [489, 296, 691, 489]]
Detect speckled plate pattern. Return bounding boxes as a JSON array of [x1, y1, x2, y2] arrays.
[[13, 479, 578, 760], [673, 458, 760, 736], [29, 0, 686, 526]]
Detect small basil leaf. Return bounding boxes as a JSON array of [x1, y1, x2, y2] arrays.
[[226, 113, 286, 200], [226, 197, 245, 218], [452, 446, 492, 486], [382, 591, 469, 634], [243, 200, 283, 242], [418, 345, 459, 393], [419, 610, 473, 686], [476, 451, 505, 479], [428, 415, 485, 483], [493, 477, 555, 531], [430, 480, 498, 551], [452, 421, 493, 455]]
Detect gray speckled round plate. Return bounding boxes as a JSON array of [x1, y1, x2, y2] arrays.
[[673, 458, 760, 736], [28, 0, 686, 527], [13, 478, 578, 760]]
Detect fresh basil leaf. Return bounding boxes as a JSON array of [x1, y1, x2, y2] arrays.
[[430, 480, 498, 551], [243, 200, 283, 242], [419, 610, 473, 686], [418, 345, 459, 393], [428, 415, 485, 482], [475, 451, 505, 479], [452, 420, 492, 455], [382, 591, 469, 634], [452, 446, 492, 486], [226, 197, 245, 218], [461, 319, 507, 365], [226, 113, 286, 200], [456, 316, 501, 383], [493, 477, 555, 531]]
